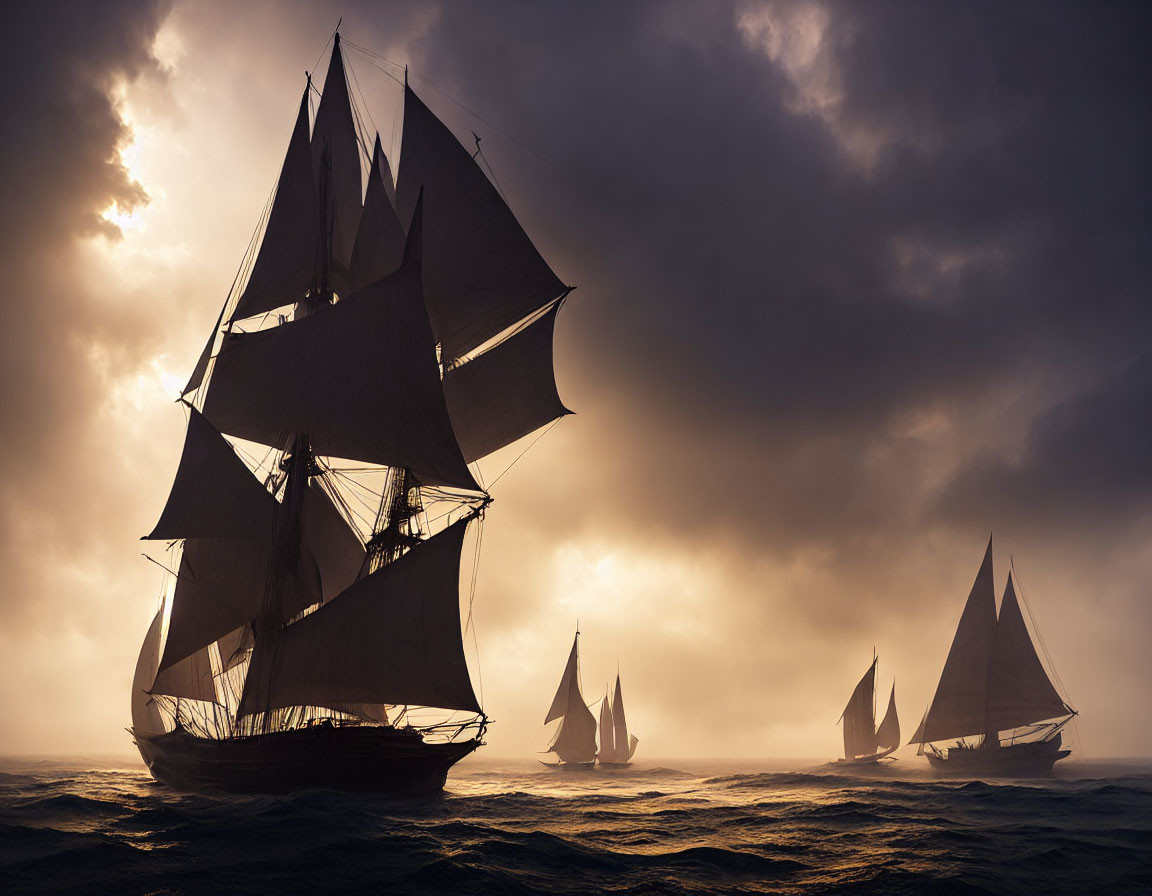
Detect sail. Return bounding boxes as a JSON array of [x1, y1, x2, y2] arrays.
[[181, 303, 226, 397], [216, 624, 252, 671], [610, 674, 633, 763], [231, 85, 320, 322], [910, 538, 999, 744], [236, 517, 481, 717], [875, 683, 900, 752], [598, 691, 615, 759], [311, 34, 362, 272], [841, 659, 878, 760], [625, 734, 639, 761], [550, 698, 598, 764], [146, 407, 277, 541], [443, 304, 572, 462], [545, 633, 580, 724], [303, 482, 366, 602], [131, 610, 165, 735], [349, 134, 405, 293], [395, 83, 567, 361], [985, 576, 1070, 733], [151, 643, 218, 704], [202, 263, 479, 491], [157, 536, 321, 674]]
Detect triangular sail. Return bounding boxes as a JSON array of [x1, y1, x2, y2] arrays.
[[610, 674, 633, 763], [216, 624, 252, 672], [202, 263, 479, 491], [545, 633, 580, 724], [151, 642, 219, 704], [841, 659, 878, 760], [349, 134, 405, 293], [598, 690, 615, 759], [985, 576, 1070, 734], [131, 610, 165, 735], [443, 304, 572, 463], [231, 85, 320, 322], [910, 538, 999, 744], [395, 83, 567, 361], [875, 683, 900, 752], [237, 517, 481, 717], [545, 631, 597, 763]]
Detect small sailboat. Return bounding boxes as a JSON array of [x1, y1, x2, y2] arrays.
[[836, 654, 899, 765], [541, 631, 597, 768], [910, 538, 1076, 776], [597, 673, 639, 768]]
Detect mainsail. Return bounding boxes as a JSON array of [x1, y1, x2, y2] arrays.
[[910, 540, 1072, 745], [841, 659, 878, 760], [875, 684, 900, 752], [546, 633, 598, 764], [602, 673, 638, 763], [134, 32, 573, 750]]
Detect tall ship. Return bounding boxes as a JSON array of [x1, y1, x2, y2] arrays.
[[836, 654, 899, 765], [129, 31, 573, 794], [909, 538, 1076, 776], [597, 672, 640, 768], [541, 631, 598, 768]]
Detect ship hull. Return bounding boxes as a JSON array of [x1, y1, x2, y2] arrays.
[[597, 761, 633, 768], [836, 747, 897, 766], [924, 735, 1069, 777], [134, 723, 481, 795]]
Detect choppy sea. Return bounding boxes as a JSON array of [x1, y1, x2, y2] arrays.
[[1, 755, 1149, 895]]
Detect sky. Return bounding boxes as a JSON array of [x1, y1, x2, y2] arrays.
[[0, 0, 1149, 760]]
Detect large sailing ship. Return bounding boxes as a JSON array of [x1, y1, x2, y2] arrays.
[[909, 539, 1076, 776], [541, 631, 598, 768], [836, 654, 899, 765], [129, 31, 573, 794], [597, 672, 640, 768]]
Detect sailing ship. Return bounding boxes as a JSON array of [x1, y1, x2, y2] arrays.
[[541, 631, 598, 768], [597, 672, 640, 768], [909, 538, 1076, 776], [129, 31, 573, 794], [836, 654, 899, 765]]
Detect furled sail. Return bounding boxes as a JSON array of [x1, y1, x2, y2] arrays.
[[985, 576, 1069, 734], [443, 304, 571, 462], [202, 263, 479, 491], [875, 684, 900, 752], [311, 33, 362, 273], [598, 690, 615, 759], [231, 85, 320, 322], [146, 407, 277, 541], [151, 642, 218, 704], [610, 674, 637, 762], [841, 659, 878, 760], [910, 538, 999, 744], [395, 83, 567, 361], [349, 134, 405, 293], [131, 610, 165, 735], [545, 632, 597, 763], [236, 517, 481, 717]]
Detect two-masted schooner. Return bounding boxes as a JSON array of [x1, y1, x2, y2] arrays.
[[909, 538, 1076, 776], [836, 655, 899, 765], [129, 31, 573, 794], [597, 673, 640, 768]]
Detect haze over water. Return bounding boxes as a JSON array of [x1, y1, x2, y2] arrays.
[[3, 755, 1151, 895]]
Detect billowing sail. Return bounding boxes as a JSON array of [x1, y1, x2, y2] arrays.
[[875, 683, 900, 752], [231, 85, 320, 322], [349, 134, 405, 293], [985, 576, 1069, 734], [131, 610, 165, 735], [395, 83, 567, 361], [146, 407, 277, 541], [610, 674, 637, 762], [910, 538, 999, 744], [151, 642, 218, 704], [841, 659, 878, 760], [303, 482, 366, 602], [237, 517, 480, 717], [598, 691, 615, 759], [203, 263, 479, 491], [443, 304, 571, 463], [545, 632, 597, 763], [311, 34, 362, 273]]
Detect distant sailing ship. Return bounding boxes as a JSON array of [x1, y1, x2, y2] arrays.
[[910, 538, 1076, 776], [541, 631, 597, 767], [597, 673, 640, 768], [129, 31, 573, 794], [836, 654, 899, 765]]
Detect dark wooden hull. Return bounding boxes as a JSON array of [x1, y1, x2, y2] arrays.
[[836, 748, 897, 766], [924, 735, 1069, 777], [134, 724, 482, 795]]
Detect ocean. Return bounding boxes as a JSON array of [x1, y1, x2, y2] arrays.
[[1, 756, 1149, 895]]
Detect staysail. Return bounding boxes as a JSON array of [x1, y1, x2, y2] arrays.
[[875, 684, 900, 752], [349, 134, 405, 293], [910, 538, 998, 744], [546, 633, 598, 763], [841, 659, 878, 760], [598, 689, 615, 759]]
